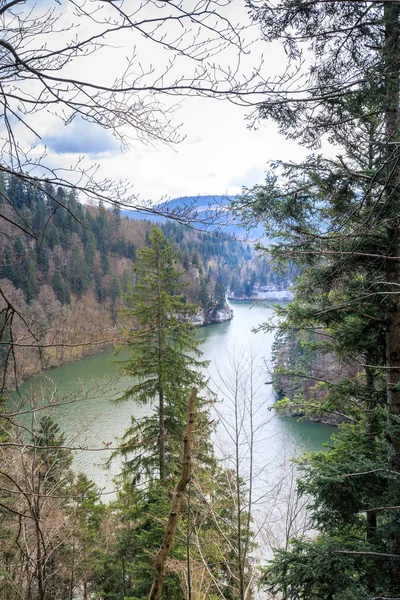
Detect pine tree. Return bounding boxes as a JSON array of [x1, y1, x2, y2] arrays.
[[110, 276, 121, 326], [232, 1, 400, 596], [0, 247, 15, 282], [96, 229, 258, 600], [100, 229, 212, 599], [33, 415, 73, 483], [116, 227, 206, 483]]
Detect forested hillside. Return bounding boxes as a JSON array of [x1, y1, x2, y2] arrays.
[[0, 175, 290, 385], [0, 226, 266, 600]]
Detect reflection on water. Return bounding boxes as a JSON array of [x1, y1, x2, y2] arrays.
[[13, 301, 335, 494]]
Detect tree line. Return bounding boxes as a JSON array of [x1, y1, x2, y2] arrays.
[[1, 175, 287, 388]]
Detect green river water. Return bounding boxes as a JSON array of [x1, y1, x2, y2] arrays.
[[14, 301, 336, 496]]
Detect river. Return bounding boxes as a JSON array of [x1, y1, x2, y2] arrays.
[[14, 301, 335, 498]]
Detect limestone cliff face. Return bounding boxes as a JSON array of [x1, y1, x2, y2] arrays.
[[192, 303, 233, 326], [209, 304, 234, 324]]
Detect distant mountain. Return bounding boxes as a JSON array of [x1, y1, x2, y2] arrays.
[[121, 195, 264, 238]]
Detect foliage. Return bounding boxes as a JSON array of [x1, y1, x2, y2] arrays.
[[0, 415, 104, 599], [115, 227, 207, 483], [0, 177, 257, 387], [264, 537, 371, 600], [232, 0, 400, 596], [95, 228, 257, 600]]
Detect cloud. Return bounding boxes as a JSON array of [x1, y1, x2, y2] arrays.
[[229, 167, 266, 188], [43, 117, 120, 157]]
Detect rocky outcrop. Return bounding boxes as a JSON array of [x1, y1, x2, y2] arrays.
[[288, 409, 343, 427], [193, 303, 234, 326]]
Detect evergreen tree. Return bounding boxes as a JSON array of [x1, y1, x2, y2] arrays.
[[101, 252, 110, 275], [233, 1, 400, 596], [112, 205, 121, 229], [198, 276, 211, 310], [37, 242, 49, 273], [0, 247, 14, 282], [110, 275, 121, 325], [12, 236, 26, 289], [69, 246, 90, 296], [33, 415, 73, 483], [126, 241, 136, 261], [116, 227, 206, 483], [213, 281, 226, 312], [95, 228, 257, 600], [84, 230, 97, 270], [53, 271, 71, 304], [69, 474, 105, 599]]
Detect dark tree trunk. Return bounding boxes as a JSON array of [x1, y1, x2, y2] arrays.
[[157, 247, 166, 484], [384, 0, 400, 585]]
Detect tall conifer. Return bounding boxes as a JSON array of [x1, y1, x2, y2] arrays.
[[117, 227, 206, 483], [234, 1, 400, 595]]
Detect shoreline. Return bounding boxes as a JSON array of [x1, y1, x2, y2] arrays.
[[9, 308, 234, 390], [228, 291, 294, 302]]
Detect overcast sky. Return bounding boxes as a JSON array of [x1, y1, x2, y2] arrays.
[[41, 98, 307, 202], [10, 0, 310, 203]]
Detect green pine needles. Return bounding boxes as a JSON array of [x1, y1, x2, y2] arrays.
[[116, 227, 208, 483], [97, 228, 257, 600]]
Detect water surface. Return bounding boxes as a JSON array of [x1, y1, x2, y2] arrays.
[[14, 301, 335, 495]]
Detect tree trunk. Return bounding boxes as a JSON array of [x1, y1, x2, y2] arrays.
[[234, 375, 245, 600], [34, 473, 46, 600], [365, 361, 378, 554], [186, 481, 192, 600], [158, 381, 166, 484], [384, 0, 400, 584], [157, 247, 166, 484], [149, 388, 197, 600]]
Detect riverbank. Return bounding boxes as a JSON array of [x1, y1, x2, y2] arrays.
[[228, 290, 294, 302], [287, 409, 341, 427], [13, 301, 335, 494], [9, 303, 234, 389], [273, 388, 346, 427]]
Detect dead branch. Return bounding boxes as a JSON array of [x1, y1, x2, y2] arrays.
[[149, 387, 196, 600]]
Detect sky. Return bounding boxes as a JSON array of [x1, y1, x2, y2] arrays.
[[6, 0, 310, 204], [45, 100, 306, 202]]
